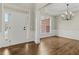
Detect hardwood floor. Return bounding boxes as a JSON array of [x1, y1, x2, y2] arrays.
[[0, 36, 79, 55]]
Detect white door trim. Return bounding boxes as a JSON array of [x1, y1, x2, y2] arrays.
[[35, 11, 40, 44]]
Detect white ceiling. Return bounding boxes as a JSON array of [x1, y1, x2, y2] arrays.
[[4, 3, 31, 8], [3, 3, 79, 16], [4, 3, 32, 12], [35, 3, 47, 9], [39, 3, 79, 16]]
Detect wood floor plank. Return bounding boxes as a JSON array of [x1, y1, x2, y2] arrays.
[[0, 36, 79, 55]]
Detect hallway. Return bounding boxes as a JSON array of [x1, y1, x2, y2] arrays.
[[0, 36, 79, 55]]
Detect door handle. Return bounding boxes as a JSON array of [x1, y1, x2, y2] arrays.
[[24, 27, 26, 30]]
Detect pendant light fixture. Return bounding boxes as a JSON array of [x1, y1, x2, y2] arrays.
[[61, 4, 74, 20]]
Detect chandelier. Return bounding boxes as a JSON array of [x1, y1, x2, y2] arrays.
[[61, 4, 74, 20]]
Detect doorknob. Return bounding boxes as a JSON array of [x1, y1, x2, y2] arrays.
[[24, 27, 26, 30]]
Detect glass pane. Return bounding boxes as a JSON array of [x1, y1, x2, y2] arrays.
[[4, 13, 9, 39], [40, 17, 50, 33], [5, 13, 9, 22]]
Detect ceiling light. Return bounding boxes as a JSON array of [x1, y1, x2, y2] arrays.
[[61, 4, 74, 20]]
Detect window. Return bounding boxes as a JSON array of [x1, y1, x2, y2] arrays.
[[5, 13, 9, 22], [40, 17, 51, 33], [4, 13, 9, 39]]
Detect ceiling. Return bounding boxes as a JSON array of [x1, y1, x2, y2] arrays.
[[39, 3, 79, 16], [4, 3, 32, 12], [4, 3, 31, 8], [3, 3, 79, 16]]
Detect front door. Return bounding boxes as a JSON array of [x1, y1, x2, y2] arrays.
[[5, 10, 27, 45]]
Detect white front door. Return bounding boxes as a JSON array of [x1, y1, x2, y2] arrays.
[[5, 10, 27, 45]]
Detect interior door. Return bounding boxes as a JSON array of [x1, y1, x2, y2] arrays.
[[5, 10, 27, 45]]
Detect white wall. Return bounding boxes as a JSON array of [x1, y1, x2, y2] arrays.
[[35, 3, 47, 10], [57, 11, 79, 40]]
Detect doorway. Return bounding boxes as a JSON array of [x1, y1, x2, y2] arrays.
[[3, 9, 28, 46]]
